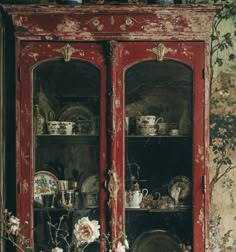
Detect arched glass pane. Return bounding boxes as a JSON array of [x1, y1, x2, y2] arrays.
[[33, 59, 100, 251], [125, 60, 193, 250]]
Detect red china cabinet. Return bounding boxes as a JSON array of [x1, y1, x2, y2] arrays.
[[0, 4, 219, 252]]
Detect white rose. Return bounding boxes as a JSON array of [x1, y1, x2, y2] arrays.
[[9, 216, 20, 226], [73, 217, 100, 245], [7, 216, 20, 235], [115, 242, 126, 252], [51, 247, 63, 252], [8, 225, 19, 235]]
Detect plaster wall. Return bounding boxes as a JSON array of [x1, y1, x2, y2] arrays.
[[199, 1, 236, 250]]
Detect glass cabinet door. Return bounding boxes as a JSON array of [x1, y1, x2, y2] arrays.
[[18, 40, 205, 251], [125, 58, 193, 251], [19, 42, 107, 251], [113, 42, 205, 251]]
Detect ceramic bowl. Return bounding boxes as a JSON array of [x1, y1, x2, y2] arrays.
[[58, 121, 75, 135], [137, 126, 157, 136], [47, 121, 75, 135], [47, 121, 61, 135]]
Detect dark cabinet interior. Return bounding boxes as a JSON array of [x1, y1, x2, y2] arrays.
[[33, 59, 101, 251], [32, 54, 194, 252], [124, 59, 193, 250]]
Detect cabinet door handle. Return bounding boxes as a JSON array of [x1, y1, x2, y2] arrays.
[[17, 66, 21, 81], [107, 87, 114, 96], [202, 175, 207, 194], [104, 180, 107, 188]]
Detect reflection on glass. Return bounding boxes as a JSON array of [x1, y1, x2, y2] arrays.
[[33, 60, 100, 251], [125, 60, 193, 250]]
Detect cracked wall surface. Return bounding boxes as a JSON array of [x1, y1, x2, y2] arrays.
[[202, 0, 236, 250]]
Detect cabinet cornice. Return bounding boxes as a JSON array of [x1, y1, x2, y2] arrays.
[[1, 4, 221, 41]]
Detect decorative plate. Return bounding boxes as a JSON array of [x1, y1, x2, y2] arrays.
[[81, 175, 99, 193], [132, 229, 182, 252], [34, 171, 59, 206], [57, 103, 94, 123], [57, 103, 96, 134], [168, 176, 191, 200]]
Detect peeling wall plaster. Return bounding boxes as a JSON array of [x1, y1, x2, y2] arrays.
[[204, 0, 236, 249]]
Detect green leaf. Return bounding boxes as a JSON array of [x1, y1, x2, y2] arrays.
[[211, 34, 218, 40], [216, 58, 223, 66], [229, 53, 235, 60], [223, 32, 231, 39], [24, 248, 33, 252]]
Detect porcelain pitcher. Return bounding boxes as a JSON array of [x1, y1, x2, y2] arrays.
[[125, 188, 148, 208]]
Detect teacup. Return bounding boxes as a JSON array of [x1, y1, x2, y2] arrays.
[[125, 188, 148, 208], [156, 117, 168, 135], [136, 115, 156, 127], [158, 196, 175, 209], [136, 116, 166, 136], [136, 116, 158, 136], [140, 191, 161, 209], [170, 129, 179, 136]]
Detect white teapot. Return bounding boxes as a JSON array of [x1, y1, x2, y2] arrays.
[[125, 188, 148, 208]]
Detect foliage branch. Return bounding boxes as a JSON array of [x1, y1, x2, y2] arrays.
[[209, 0, 236, 201]]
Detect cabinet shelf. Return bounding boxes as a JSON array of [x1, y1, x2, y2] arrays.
[[34, 207, 190, 213], [125, 206, 191, 213], [34, 207, 99, 212], [34, 207, 73, 212], [36, 134, 99, 144], [35, 134, 191, 145], [126, 135, 191, 139], [126, 135, 192, 144]]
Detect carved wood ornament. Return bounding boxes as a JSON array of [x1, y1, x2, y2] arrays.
[[108, 167, 119, 202], [147, 43, 176, 61], [109, 40, 118, 63], [54, 43, 80, 62]]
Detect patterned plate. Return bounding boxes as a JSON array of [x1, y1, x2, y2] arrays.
[[57, 103, 94, 123], [168, 176, 191, 200], [57, 103, 96, 134], [81, 175, 99, 193], [34, 171, 59, 206]]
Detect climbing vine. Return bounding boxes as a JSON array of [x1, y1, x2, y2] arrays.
[[208, 0, 236, 250], [209, 0, 236, 201]]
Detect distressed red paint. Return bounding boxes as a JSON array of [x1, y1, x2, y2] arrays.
[[0, 4, 220, 251]]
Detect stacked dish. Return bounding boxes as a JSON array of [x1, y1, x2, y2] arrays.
[[34, 171, 59, 207], [81, 175, 99, 208]]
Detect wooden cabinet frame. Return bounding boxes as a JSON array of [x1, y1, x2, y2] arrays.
[[0, 4, 220, 251], [0, 12, 5, 252]]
